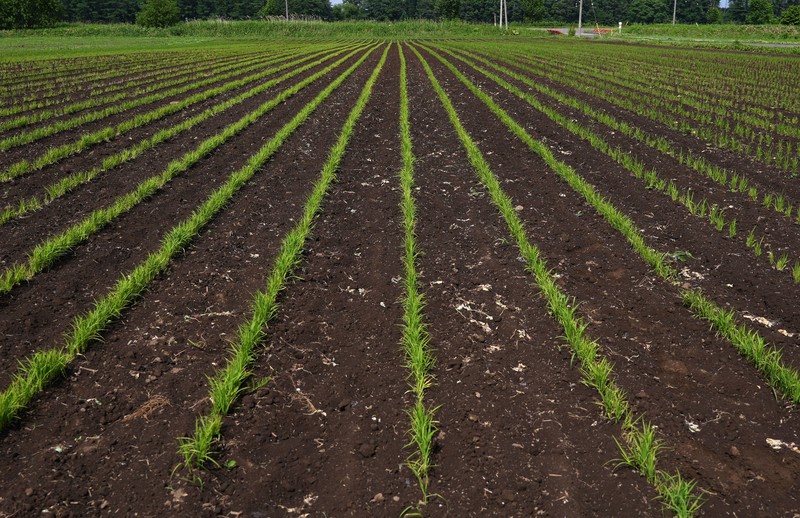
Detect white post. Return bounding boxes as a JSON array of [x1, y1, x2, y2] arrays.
[[285, 0, 289, 20], [672, 0, 677, 24], [577, 0, 583, 36], [618, 21, 622, 34], [499, 0, 502, 29]]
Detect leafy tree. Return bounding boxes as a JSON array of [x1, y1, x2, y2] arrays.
[[363, 0, 405, 19], [594, 0, 627, 24], [747, 0, 774, 22], [137, 0, 180, 26], [261, 0, 284, 16], [459, 0, 493, 21], [521, 0, 545, 20], [416, 0, 436, 17], [675, 0, 708, 23], [507, 0, 524, 20], [781, 3, 800, 23], [547, 0, 578, 23], [332, 1, 363, 18], [0, 0, 63, 29], [707, 5, 721, 22], [260, 0, 331, 18], [294, 0, 332, 18], [436, 0, 459, 18], [627, 0, 669, 22], [728, 0, 749, 21]]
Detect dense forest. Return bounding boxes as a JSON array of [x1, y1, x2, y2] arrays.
[[1, 0, 798, 29]]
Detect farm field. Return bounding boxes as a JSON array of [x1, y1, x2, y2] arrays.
[[0, 37, 798, 516]]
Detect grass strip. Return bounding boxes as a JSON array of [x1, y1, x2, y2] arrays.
[[424, 43, 800, 405], [0, 45, 362, 225], [0, 44, 380, 433], [0, 47, 308, 157], [435, 44, 797, 280], [176, 43, 390, 472], [397, 44, 438, 515], [410, 43, 703, 517], [0, 45, 371, 296]]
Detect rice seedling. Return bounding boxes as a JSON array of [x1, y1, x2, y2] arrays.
[[0, 46, 343, 181], [0, 44, 380, 432], [410, 42, 701, 516], [0, 45, 373, 294], [176, 43, 389, 473], [397, 44, 439, 513], [0, 52, 293, 153], [682, 290, 800, 403], [0, 45, 363, 225]]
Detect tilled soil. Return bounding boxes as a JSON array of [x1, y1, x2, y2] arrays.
[[0, 40, 798, 517]]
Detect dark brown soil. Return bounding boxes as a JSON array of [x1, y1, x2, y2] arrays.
[[0, 40, 798, 517]]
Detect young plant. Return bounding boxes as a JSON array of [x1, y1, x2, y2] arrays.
[[0, 44, 381, 432], [412, 42, 701, 515], [176, 44, 389, 473]]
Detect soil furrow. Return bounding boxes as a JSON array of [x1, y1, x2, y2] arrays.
[[406, 45, 661, 517], [190, 45, 414, 516], [0, 48, 359, 264], [437, 44, 800, 371], [0, 45, 384, 518], [417, 44, 800, 516], [0, 48, 373, 387]]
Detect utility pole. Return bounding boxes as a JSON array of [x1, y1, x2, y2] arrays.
[[672, 0, 677, 24], [285, 0, 289, 20], [577, 0, 583, 36]]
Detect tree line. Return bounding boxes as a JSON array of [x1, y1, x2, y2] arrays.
[[1, 0, 798, 29]]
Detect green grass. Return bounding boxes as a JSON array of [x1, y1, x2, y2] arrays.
[[611, 23, 800, 44], [0, 44, 378, 432], [176, 43, 389, 472], [0, 20, 524, 61]]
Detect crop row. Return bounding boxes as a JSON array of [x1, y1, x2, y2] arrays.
[[0, 52, 277, 133], [0, 46, 360, 225], [436, 43, 800, 285], [0, 49, 306, 153], [426, 41, 800, 397], [0, 44, 350, 181], [495, 42, 800, 175], [0, 42, 380, 429], [0, 40, 796, 516], [410, 40, 800, 514], [0, 44, 367, 295], [0, 50, 243, 106]]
